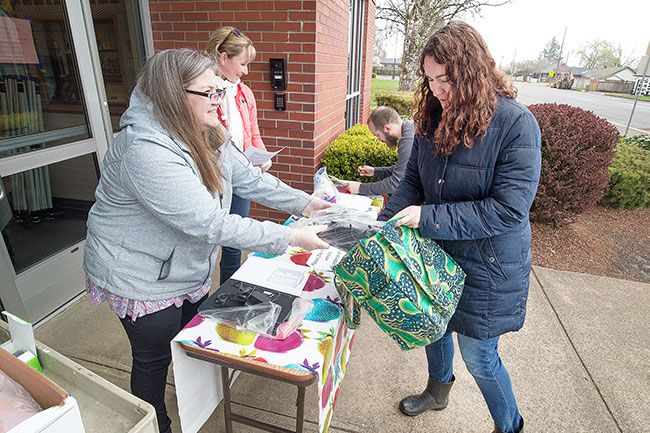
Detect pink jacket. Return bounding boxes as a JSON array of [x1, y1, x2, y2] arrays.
[[218, 82, 266, 152]]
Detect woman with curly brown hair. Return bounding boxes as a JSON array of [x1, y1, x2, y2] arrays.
[[378, 21, 541, 433]]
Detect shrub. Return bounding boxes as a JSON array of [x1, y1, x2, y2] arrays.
[[620, 134, 650, 151], [372, 72, 376, 79], [529, 103, 619, 225], [321, 124, 398, 182], [601, 143, 650, 208], [375, 90, 414, 117]]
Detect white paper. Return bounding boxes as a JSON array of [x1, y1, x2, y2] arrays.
[[336, 192, 374, 212], [244, 146, 284, 166], [230, 256, 309, 296], [306, 247, 346, 271]]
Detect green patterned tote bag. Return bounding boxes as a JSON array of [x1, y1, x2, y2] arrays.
[[334, 219, 465, 350]]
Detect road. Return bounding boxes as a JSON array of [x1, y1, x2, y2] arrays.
[[515, 82, 650, 135]]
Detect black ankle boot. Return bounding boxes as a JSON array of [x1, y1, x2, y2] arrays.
[[399, 375, 455, 416], [493, 418, 524, 433]]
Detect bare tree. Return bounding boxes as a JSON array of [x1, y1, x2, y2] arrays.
[[512, 58, 548, 81], [377, 0, 509, 91], [374, 27, 389, 64], [577, 40, 623, 70]]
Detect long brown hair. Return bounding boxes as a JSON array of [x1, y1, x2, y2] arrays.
[[138, 49, 223, 192], [413, 21, 517, 155]]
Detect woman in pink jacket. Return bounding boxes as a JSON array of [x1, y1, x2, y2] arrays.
[[206, 27, 271, 284]]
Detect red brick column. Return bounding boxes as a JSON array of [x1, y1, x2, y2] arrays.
[[148, 0, 374, 222]]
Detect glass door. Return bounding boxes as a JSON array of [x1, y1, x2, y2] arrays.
[[0, 0, 149, 323]]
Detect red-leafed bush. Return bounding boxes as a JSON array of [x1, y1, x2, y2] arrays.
[[529, 103, 619, 225]]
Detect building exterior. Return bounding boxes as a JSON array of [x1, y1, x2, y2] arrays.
[[0, 0, 375, 323], [584, 66, 636, 94], [633, 55, 650, 96]]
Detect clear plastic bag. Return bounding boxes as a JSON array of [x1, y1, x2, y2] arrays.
[[274, 297, 313, 340], [291, 206, 384, 251], [291, 206, 382, 228], [199, 302, 281, 337], [318, 221, 383, 250], [0, 368, 42, 431], [313, 167, 338, 203], [199, 297, 313, 339]]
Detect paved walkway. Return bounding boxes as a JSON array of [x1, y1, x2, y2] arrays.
[[34, 266, 649, 432]]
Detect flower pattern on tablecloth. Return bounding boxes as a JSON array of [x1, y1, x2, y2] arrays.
[[174, 264, 354, 433]]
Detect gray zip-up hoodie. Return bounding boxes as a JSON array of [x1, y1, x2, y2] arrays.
[[84, 88, 311, 301]]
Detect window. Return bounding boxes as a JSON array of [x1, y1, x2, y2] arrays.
[[345, 0, 366, 129]]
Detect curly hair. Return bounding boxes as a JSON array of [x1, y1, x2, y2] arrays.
[[413, 21, 517, 155]]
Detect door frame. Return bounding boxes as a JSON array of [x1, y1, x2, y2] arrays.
[[0, 0, 153, 322]]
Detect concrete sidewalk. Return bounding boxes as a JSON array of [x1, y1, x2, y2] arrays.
[[34, 266, 649, 433]]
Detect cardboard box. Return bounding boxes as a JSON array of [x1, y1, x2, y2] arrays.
[[0, 349, 85, 433]]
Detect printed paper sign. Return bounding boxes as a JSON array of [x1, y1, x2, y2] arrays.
[[0, 17, 39, 64]]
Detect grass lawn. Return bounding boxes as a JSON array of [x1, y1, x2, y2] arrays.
[[371, 77, 399, 109], [604, 93, 650, 102]]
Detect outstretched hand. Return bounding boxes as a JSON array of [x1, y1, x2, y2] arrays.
[[302, 197, 334, 217], [290, 225, 330, 250]]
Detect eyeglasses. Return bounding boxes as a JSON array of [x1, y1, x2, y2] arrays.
[[185, 88, 226, 102]]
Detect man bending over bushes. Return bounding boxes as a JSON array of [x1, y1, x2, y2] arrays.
[[342, 105, 414, 196]]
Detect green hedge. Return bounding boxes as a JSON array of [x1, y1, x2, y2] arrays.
[[620, 134, 650, 151], [374, 90, 414, 117], [322, 124, 398, 182], [601, 143, 650, 208]]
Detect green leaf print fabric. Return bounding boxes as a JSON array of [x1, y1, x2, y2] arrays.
[[334, 220, 465, 350]]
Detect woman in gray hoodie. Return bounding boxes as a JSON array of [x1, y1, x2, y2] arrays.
[[83, 49, 329, 433]]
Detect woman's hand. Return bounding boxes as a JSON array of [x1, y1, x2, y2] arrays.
[[393, 206, 421, 228], [302, 197, 334, 217], [290, 225, 330, 250], [259, 160, 272, 172], [358, 165, 375, 177]]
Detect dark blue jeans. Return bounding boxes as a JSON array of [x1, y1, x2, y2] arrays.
[[120, 296, 206, 433], [426, 329, 523, 433], [219, 194, 250, 285]]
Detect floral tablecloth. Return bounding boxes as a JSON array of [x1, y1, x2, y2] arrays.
[[171, 247, 355, 433]]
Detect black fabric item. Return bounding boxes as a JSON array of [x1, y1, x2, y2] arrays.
[[398, 375, 455, 416], [198, 279, 296, 334], [119, 295, 207, 433], [318, 222, 381, 251]]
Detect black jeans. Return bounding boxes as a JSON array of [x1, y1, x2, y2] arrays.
[[120, 296, 207, 433], [219, 194, 250, 285]]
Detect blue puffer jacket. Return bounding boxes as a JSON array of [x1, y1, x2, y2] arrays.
[[379, 97, 541, 340]]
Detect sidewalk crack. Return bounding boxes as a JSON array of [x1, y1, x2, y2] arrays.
[[231, 400, 363, 432], [532, 268, 623, 433], [60, 354, 177, 387]]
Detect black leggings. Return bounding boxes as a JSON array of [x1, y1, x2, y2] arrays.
[[120, 296, 206, 433]]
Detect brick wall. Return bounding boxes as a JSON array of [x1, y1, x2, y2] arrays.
[[149, 0, 374, 222], [360, 1, 375, 124]]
